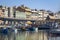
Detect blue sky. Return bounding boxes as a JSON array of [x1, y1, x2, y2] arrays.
[[0, 0, 60, 12]]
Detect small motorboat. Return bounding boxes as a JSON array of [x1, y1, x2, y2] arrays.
[[38, 24, 52, 30], [49, 29, 60, 37]]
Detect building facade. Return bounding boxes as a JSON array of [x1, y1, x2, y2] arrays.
[[16, 11, 26, 19], [0, 5, 50, 20], [0, 6, 4, 24]]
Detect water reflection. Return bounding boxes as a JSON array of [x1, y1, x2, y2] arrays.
[[0, 30, 60, 40]]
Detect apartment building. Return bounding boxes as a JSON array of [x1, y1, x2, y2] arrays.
[[55, 11, 60, 19], [16, 6, 26, 19], [0, 5, 4, 24], [0, 5, 50, 21]]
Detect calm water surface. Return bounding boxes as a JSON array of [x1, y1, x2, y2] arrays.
[[0, 30, 60, 40]]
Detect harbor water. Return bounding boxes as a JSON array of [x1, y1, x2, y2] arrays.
[[0, 29, 60, 40]]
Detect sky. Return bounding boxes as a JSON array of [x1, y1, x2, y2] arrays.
[[0, 0, 60, 12]]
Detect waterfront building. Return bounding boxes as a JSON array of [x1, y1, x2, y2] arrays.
[[10, 7, 14, 18], [0, 5, 5, 24], [0, 5, 55, 25], [0, 9, 4, 17], [38, 10, 49, 20], [16, 11, 26, 19], [4, 6, 13, 17], [0, 9, 3, 24], [30, 9, 49, 20], [55, 11, 60, 19], [30, 9, 38, 20], [0, 5, 50, 21], [16, 6, 26, 19], [3, 6, 14, 25], [25, 7, 32, 20], [4, 6, 16, 18], [4, 7, 8, 17]]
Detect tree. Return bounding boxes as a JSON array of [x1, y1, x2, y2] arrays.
[[21, 4, 24, 8], [39, 9, 45, 11], [46, 15, 50, 20], [0, 5, 2, 9], [57, 11, 60, 13], [49, 13, 54, 16], [35, 9, 37, 11], [47, 10, 54, 16]]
